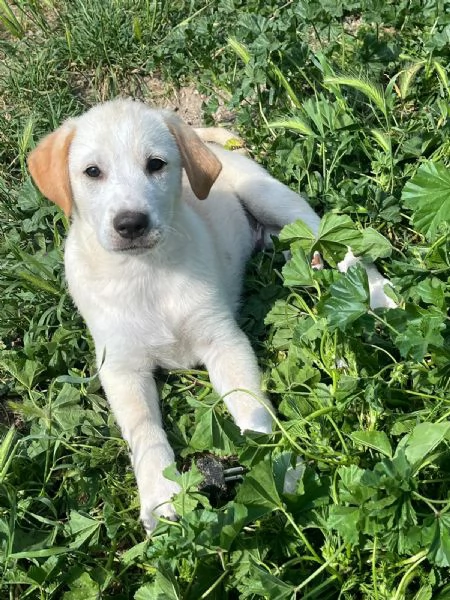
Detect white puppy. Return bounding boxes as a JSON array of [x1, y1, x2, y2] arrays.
[[28, 98, 394, 532]]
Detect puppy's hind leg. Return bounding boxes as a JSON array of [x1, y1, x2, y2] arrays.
[[235, 173, 322, 238], [231, 164, 395, 309]]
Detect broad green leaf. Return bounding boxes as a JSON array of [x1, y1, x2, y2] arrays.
[[319, 266, 370, 330], [270, 343, 318, 393], [293, 316, 326, 345], [56, 372, 100, 385], [62, 572, 99, 600], [282, 246, 315, 287], [213, 502, 248, 550], [316, 214, 361, 264], [402, 161, 450, 239], [265, 300, 305, 350], [337, 465, 375, 504], [350, 430, 393, 457], [189, 404, 241, 454], [396, 422, 450, 469], [135, 565, 180, 600], [413, 583, 433, 600], [265, 298, 303, 327], [52, 407, 90, 432], [121, 541, 148, 565], [390, 420, 415, 436], [427, 514, 450, 567], [280, 214, 363, 266], [272, 452, 304, 495], [103, 500, 124, 539], [327, 506, 360, 544], [23, 565, 47, 586], [52, 384, 80, 407], [236, 458, 282, 519], [0, 357, 44, 390], [135, 584, 167, 600], [394, 310, 445, 361], [163, 463, 209, 516], [64, 511, 101, 549], [355, 227, 392, 260], [279, 219, 316, 248], [244, 562, 294, 600], [416, 277, 446, 308]]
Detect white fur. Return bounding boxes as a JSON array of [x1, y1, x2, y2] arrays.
[[48, 99, 393, 532]]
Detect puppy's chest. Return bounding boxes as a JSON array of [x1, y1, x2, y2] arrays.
[[118, 297, 202, 369], [75, 268, 210, 368]]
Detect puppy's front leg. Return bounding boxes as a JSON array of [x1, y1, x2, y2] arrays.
[[99, 366, 180, 533], [197, 323, 273, 434]]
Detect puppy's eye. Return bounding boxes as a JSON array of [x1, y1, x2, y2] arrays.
[[84, 166, 101, 178], [146, 158, 166, 173]]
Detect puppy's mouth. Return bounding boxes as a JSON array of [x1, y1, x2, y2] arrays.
[[117, 239, 158, 250], [110, 228, 164, 254], [116, 245, 155, 254]]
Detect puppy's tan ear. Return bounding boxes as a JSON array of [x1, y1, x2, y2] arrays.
[[163, 112, 222, 200], [28, 125, 75, 216]]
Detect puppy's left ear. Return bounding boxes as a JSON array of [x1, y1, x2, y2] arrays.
[[163, 112, 222, 200], [28, 124, 75, 216]]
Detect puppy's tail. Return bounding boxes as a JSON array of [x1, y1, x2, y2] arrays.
[[194, 127, 248, 155]]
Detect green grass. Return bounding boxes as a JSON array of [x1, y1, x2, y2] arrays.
[[1, 0, 450, 598]]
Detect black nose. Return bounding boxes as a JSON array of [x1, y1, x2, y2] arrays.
[[113, 211, 150, 240]]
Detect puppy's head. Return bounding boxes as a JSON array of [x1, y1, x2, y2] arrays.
[[28, 99, 222, 253]]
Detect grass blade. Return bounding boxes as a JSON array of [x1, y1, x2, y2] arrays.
[[398, 61, 425, 99], [0, 427, 17, 482], [268, 117, 315, 137], [228, 37, 251, 64], [324, 75, 387, 117], [433, 60, 450, 97], [269, 63, 301, 108], [0, 0, 25, 38]]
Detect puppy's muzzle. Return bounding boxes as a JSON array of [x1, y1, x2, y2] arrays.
[[113, 211, 150, 240]]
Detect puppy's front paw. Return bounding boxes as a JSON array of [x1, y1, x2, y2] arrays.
[[139, 477, 181, 534], [236, 406, 273, 435]]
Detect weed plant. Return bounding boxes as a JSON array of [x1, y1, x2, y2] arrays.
[[0, 0, 449, 598]]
